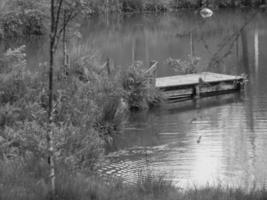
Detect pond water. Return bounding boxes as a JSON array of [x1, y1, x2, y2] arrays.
[[4, 9, 267, 189], [90, 10, 267, 189]]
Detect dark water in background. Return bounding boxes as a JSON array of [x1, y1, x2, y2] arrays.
[[3, 9, 267, 188]]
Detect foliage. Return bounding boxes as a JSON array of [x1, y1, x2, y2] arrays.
[[64, 43, 128, 142], [0, 0, 266, 38], [0, 45, 105, 170], [143, 0, 171, 12], [0, 43, 163, 172], [167, 55, 201, 74], [122, 61, 162, 110], [0, 0, 48, 38], [79, 0, 267, 14]]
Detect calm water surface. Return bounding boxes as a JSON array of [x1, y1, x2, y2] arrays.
[[90, 10, 267, 189], [6, 9, 267, 188]]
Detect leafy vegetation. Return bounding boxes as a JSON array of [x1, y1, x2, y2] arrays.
[[0, 0, 48, 38], [121, 61, 162, 110], [0, 0, 266, 38], [0, 41, 164, 199], [0, 45, 105, 169], [167, 55, 201, 74], [0, 41, 161, 166], [84, 0, 267, 14]]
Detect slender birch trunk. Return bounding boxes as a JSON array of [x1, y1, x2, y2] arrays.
[[48, 0, 56, 198]]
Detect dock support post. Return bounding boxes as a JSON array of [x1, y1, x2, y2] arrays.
[[195, 85, 200, 99], [106, 57, 111, 76], [237, 80, 245, 91], [194, 84, 200, 99]]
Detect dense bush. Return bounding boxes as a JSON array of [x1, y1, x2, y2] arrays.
[[0, 43, 162, 171], [0, 0, 47, 38], [121, 61, 162, 110], [167, 55, 201, 74], [81, 0, 267, 14], [0, 45, 105, 170]]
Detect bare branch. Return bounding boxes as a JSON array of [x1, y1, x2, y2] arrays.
[[54, 9, 78, 50], [54, 0, 64, 38]]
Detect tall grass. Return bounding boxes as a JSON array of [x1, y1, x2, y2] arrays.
[[1, 160, 267, 200], [121, 61, 162, 110], [0, 0, 8, 11], [66, 42, 162, 111]]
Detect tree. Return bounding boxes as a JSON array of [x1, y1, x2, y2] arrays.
[[48, 0, 82, 198]]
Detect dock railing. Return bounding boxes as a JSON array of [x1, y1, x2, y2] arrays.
[[145, 61, 159, 87]]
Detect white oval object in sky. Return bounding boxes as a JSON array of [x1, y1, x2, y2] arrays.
[[200, 8, 213, 18]]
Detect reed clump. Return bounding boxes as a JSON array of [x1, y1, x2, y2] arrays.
[[121, 61, 162, 111]]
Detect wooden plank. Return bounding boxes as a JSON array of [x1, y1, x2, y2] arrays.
[[145, 61, 159, 75], [162, 82, 241, 100], [145, 62, 159, 86], [155, 72, 243, 89]]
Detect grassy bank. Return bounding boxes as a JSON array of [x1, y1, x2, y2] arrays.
[[1, 158, 267, 200]]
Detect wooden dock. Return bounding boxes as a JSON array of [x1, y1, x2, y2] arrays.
[[154, 72, 245, 102], [144, 62, 246, 102]]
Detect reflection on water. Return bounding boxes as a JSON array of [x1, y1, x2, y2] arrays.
[[91, 10, 267, 188]]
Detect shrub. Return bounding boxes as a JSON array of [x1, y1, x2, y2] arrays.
[[122, 61, 162, 110], [64, 43, 128, 141], [120, 0, 144, 12], [0, 45, 105, 171], [0, 0, 47, 38], [143, 0, 170, 12], [167, 55, 201, 74]]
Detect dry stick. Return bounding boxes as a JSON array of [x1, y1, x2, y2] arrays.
[[207, 11, 258, 69], [106, 57, 111, 76], [52, 0, 64, 46], [201, 36, 229, 70]]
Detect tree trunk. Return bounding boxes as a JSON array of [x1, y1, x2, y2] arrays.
[[48, 0, 56, 198], [63, 9, 68, 69]]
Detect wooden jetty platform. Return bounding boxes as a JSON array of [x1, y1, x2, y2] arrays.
[[145, 62, 246, 102], [155, 72, 245, 102]]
